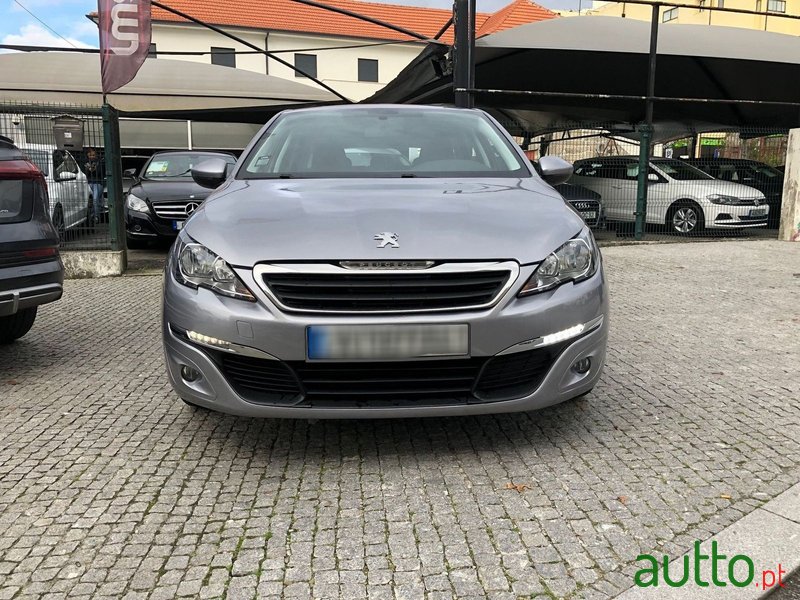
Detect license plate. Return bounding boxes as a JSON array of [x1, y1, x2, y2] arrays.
[[307, 324, 469, 360], [580, 211, 598, 220], [172, 220, 184, 231], [749, 208, 767, 217]]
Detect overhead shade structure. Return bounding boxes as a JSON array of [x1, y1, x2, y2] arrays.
[[366, 17, 800, 136], [0, 52, 338, 122]]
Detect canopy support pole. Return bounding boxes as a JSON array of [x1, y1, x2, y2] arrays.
[[635, 3, 660, 240], [453, 0, 476, 108]]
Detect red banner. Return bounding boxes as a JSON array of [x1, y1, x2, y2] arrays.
[[98, 0, 152, 94]]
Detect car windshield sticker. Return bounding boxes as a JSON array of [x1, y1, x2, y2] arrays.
[[147, 161, 169, 174]]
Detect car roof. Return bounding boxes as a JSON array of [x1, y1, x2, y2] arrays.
[[278, 104, 488, 117], [0, 136, 24, 161]]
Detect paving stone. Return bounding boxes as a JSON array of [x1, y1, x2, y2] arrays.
[[0, 240, 797, 599]]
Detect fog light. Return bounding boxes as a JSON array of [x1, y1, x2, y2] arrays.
[[572, 358, 591, 374], [181, 365, 200, 382], [133, 224, 142, 232]]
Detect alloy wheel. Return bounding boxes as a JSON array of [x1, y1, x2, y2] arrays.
[[672, 207, 698, 233]]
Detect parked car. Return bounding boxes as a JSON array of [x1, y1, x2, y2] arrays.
[[570, 157, 768, 234], [18, 144, 93, 238], [683, 158, 783, 228], [100, 154, 151, 218], [162, 105, 608, 418], [0, 137, 63, 343], [554, 183, 604, 229], [124, 151, 237, 248]]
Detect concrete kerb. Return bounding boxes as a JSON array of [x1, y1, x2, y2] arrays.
[[614, 482, 800, 599]]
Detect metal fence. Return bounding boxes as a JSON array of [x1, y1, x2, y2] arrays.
[[508, 121, 786, 240], [0, 102, 114, 251]]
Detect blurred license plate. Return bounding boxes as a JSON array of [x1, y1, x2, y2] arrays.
[[580, 211, 598, 220], [307, 324, 469, 360], [172, 221, 184, 231], [749, 208, 767, 217]]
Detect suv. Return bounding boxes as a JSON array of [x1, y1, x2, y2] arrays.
[[0, 137, 63, 343], [683, 158, 783, 228], [570, 157, 768, 234], [18, 144, 93, 238]]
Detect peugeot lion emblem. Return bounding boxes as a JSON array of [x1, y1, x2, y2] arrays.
[[374, 232, 400, 248], [185, 202, 200, 216], [753, 198, 761, 207]]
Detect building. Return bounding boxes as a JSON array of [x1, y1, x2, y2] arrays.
[[112, 0, 556, 102], [588, 0, 797, 35]]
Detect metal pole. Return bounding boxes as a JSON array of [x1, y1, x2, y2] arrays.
[[634, 3, 659, 240], [453, 0, 469, 108], [102, 104, 126, 258]]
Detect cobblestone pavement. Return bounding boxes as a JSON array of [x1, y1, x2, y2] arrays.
[[1, 240, 798, 600]]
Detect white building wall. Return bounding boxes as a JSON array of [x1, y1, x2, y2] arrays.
[[150, 23, 426, 101]]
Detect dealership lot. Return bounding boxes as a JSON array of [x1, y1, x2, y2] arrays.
[[0, 240, 798, 599]]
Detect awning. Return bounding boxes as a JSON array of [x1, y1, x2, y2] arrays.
[[365, 17, 800, 135], [0, 52, 337, 121]]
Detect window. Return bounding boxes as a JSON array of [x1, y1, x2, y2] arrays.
[[241, 107, 529, 179], [662, 7, 678, 21], [756, 0, 762, 11], [357, 58, 379, 82], [294, 53, 317, 78], [717, 0, 724, 7], [211, 47, 236, 68], [148, 43, 157, 58], [767, 0, 785, 11]]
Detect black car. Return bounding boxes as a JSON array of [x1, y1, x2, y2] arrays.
[[554, 182, 604, 229], [124, 151, 237, 248], [0, 136, 63, 343], [684, 158, 784, 228]]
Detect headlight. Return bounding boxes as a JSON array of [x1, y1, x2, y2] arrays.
[[519, 229, 599, 296], [126, 193, 149, 213], [707, 194, 739, 205], [174, 239, 255, 301]]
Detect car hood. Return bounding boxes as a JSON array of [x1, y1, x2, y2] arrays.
[[130, 179, 213, 203], [185, 178, 584, 266], [672, 180, 765, 198]]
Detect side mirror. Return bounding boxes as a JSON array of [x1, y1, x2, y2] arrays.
[[539, 156, 573, 186], [192, 158, 228, 189], [647, 173, 660, 182], [123, 168, 138, 178], [56, 170, 77, 182]]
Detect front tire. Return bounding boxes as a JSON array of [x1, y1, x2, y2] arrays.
[[0, 308, 38, 344], [667, 201, 705, 235]]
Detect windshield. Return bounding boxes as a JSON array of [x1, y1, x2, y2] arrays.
[[144, 153, 235, 179], [241, 108, 529, 179], [748, 163, 783, 180], [655, 160, 713, 181]]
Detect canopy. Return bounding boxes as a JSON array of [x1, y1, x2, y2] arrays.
[[366, 17, 800, 136], [0, 52, 337, 121]]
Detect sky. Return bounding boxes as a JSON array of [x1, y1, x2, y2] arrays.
[[0, 0, 583, 50]]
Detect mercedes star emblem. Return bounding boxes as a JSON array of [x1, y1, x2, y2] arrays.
[[185, 202, 200, 216]]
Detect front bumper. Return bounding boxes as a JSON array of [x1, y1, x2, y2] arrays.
[[162, 257, 609, 418], [125, 209, 180, 240], [706, 203, 769, 228]]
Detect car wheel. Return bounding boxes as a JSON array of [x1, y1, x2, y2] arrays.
[[0, 307, 38, 344], [52, 205, 66, 242], [667, 201, 705, 235]]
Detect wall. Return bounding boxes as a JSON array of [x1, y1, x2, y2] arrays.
[[588, 0, 799, 34], [150, 23, 427, 102]]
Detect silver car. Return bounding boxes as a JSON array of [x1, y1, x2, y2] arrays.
[[162, 105, 608, 418]]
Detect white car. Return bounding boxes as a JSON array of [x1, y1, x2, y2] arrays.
[[18, 144, 93, 237], [571, 157, 768, 234]]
